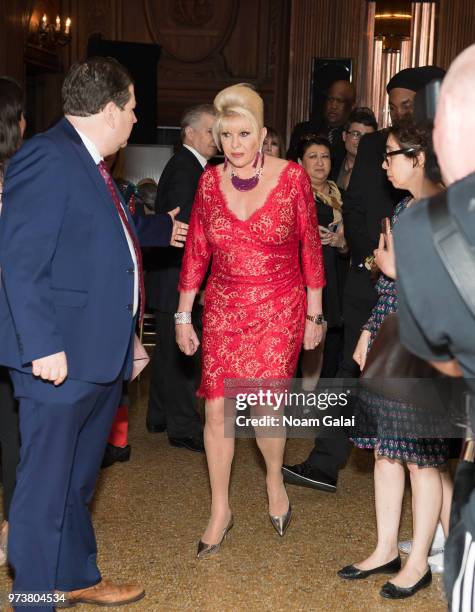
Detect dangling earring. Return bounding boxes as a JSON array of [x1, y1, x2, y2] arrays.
[[252, 151, 260, 169], [224, 156, 229, 171]]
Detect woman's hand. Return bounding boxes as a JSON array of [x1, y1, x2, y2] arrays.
[[331, 223, 347, 249], [353, 330, 371, 371], [319, 224, 346, 249], [303, 319, 324, 350], [176, 323, 200, 355], [319, 225, 332, 245], [374, 232, 396, 279]]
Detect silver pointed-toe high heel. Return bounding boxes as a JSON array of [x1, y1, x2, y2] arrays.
[[197, 516, 234, 559], [270, 504, 292, 537]]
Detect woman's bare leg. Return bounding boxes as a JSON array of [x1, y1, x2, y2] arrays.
[[201, 397, 234, 544], [439, 467, 453, 537], [255, 434, 289, 516], [354, 454, 404, 570], [250, 397, 289, 516], [390, 464, 442, 587]]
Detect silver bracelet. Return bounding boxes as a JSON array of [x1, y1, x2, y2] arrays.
[[174, 311, 192, 325]]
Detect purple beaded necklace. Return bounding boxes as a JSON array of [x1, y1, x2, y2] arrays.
[[226, 151, 265, 192]]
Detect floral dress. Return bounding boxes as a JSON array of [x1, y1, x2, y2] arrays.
[[178, 162, 325, 400], [352, 198, 448, 466]]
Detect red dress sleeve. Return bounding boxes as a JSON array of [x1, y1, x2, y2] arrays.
[[296, 167, 326, 289], [178, 173, 212, 292]]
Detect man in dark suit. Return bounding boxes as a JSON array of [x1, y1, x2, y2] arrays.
[[0, 57, 186, 610], [147, 104, 217, 452], [287, 80, 356, 179], [283, 66, 446, 493]]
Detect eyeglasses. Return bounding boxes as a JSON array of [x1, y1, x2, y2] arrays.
[[382, 147, 420, 164], [346, 130, 365, 140]]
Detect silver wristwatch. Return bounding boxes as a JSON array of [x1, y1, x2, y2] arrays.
[[306, 313, 325, 325], [174, 311, 192, 325]]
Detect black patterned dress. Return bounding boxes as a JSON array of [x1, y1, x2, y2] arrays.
[[352, 198, 448, 467]]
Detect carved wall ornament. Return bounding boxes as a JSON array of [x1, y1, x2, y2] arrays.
[[144, 0, 238, 62], [172, 0, 214, 27]]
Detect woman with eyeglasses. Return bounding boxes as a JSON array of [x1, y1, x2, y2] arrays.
[[0, 76, 26, 565], [338, 118, 453, 600], [337, 107, 377, 193]]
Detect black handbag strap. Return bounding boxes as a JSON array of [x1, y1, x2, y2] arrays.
[[428, 190, 475, 317]]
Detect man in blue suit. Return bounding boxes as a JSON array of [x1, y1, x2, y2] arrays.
[[0, 57, 186, 609]]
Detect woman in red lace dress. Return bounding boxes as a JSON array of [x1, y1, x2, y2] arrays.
[[176, 84, 325, 557]]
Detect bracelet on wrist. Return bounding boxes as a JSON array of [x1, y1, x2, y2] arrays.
[[174, 311, 192, 325], [306, 313, 325, 325]]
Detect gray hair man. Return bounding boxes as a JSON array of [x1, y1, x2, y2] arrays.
[[146, 103, 217, 452]]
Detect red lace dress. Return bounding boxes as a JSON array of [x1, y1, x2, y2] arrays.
[[178, 161, 325, 399]]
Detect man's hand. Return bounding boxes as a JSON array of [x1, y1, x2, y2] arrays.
[[32, 351, 68, 386], [168, 206, 189, 248]]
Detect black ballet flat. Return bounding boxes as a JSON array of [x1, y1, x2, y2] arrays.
[[380, 568, 432, 599], [337, 556, 401, 580]]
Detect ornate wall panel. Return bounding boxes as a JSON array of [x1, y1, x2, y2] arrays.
[[3, 0, 475, 141], [77, 0, 120, 59], [117, 0, 290, 133], [144, 0, 238, 63], [0, 0, 32, 83], [61, 0, 122, 67], [435, 0, 475, 69]]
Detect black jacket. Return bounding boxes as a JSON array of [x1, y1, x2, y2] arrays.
[[343, 130, 407, 266], [147, 145, 204, 312]]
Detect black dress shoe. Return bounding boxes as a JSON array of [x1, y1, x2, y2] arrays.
[[168, 437, 205, 453], [338, 556, 401, 580], [101, 444, 131, 469], [380, 568, 432, 599], [146, 422, 166, 433], [282, 463, 337, 492]]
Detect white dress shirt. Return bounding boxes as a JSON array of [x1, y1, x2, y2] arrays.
[[183, 144, 208, 169], [74, 126, 138, 316]]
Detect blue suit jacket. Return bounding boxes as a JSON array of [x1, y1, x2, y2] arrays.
[[0, 118, 172, 383]]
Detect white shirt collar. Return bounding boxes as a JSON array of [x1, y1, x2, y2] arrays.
[[71, 123, 103, 165], [183, 144, 207, 169]]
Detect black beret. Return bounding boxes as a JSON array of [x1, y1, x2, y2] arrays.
[[386, 66, 446, 94]]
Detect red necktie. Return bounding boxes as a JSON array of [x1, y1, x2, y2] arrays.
[[97, 160, 145, 325]]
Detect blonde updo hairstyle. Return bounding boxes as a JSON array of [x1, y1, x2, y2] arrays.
[[212, 83, 265, 151]]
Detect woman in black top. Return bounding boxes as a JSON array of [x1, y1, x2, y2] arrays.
[[298, 135, 349, 382]]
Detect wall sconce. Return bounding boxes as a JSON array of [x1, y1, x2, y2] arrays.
[[30, 13, 72, 47], [375, 0, 412, 52]]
